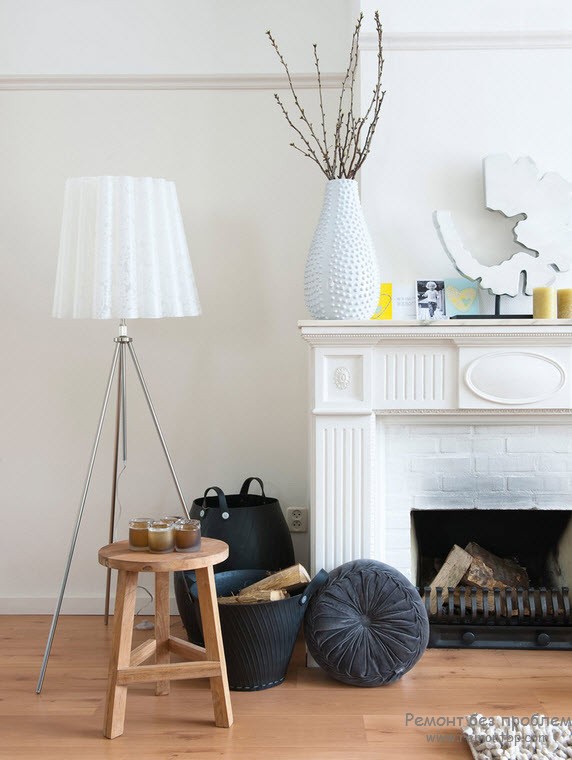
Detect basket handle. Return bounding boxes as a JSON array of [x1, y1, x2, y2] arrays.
[[239, 477, 266, 498], [299, 569, 329, 607], [200, 486, 230, 520]]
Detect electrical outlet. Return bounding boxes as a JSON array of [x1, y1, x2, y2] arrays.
[[287, 507, 308, 533]]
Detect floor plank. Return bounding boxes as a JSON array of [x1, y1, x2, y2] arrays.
[[1, 615, 571, 759]]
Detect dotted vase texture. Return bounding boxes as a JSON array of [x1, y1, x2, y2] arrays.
[[305, 179, 379, 319]]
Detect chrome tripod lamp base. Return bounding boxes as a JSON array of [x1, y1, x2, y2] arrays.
[[38, 176, 201, 693]]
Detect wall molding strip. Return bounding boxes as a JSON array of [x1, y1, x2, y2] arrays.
[[364, 30, 572, 52], [0, 72, 344, 92]]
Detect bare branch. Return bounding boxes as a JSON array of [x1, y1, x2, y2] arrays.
[[267, 30, 331, 175], [273, 93, 324, 170], [313, 43, 333, 176], [267, 11, 385, 180]]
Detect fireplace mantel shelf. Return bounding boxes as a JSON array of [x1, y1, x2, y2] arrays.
[[299, 319, 572, 343]]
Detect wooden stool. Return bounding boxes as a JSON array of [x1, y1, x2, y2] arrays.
[[98, 538, 233, 739]]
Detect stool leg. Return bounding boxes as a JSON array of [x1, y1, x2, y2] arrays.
[[104, 569, 138, 739], [154, 571, 170, 696], [195, 565, 233, 727]]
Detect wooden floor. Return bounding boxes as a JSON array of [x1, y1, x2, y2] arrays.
[[2, 615, 572, 759]]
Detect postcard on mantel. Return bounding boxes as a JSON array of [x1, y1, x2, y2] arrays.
[[371, 283, 392, 320], [444, 277, 480, 318]]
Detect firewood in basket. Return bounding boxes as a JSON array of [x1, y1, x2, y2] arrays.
[[218, 589, 289, 604], [237, 564, 311, 596], [216, 565, 310, 605]]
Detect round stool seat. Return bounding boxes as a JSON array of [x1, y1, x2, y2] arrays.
[[304, 560, 429, 687], [98, 537, 229, 573]]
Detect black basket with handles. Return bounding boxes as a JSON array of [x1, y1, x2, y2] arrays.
[[188, 477, 295, 573], [178, 568, 328, 691]]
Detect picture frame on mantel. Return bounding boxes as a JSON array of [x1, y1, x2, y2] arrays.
[[416, 280, 448, 320]]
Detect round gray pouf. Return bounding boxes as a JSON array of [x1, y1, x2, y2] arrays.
[[304, 560, 429, 687]]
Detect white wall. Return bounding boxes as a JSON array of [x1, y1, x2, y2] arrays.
[[360, 0, 572, 314], [0, 0, 353, 612], [5, 0, 572, 613]]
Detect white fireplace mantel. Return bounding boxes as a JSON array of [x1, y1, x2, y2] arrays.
[[299, 319, 572, 574]]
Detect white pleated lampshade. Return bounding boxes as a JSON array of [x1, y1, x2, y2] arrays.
[[53, 176, 201, 319]]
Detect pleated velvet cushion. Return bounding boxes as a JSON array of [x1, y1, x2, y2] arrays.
[[304, 560, 429, 687]]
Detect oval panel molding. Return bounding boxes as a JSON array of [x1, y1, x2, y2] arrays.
[[464, 351, 566, 405]]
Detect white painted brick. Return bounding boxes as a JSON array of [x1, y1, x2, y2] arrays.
[[507, 435, 571, 453], [385, 509, 411, 531], [442, 475, 504, 492], [474, 425, 536, 436], [384, 494, 412, 511], [385, 529, 411, 549], [474, 454, 536, 474], [472, 438, 505, 454], [533, 424, 572, 435], [414, 494, 475, 509], [440, 438, 472, 454], [415, 425, 472, 436], [390, 436, 438, 455], [387, 473, 441, 494], [475, 492, 535, 509], [507, 474, 570, 492], [542, 475, 571, 491], [411, 456, 472, 474], [536, 494, 570, 508], [538, 454, 572, 472], [383, 456, 408, 474], [384, 548, 411, 568], [506, 476, 539, 492]]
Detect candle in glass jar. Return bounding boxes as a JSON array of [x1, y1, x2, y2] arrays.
[[148, 521, 175, 553], [161, 515, 182, 525], [533, 287, 556, 318], [174, 519, 201, 552], [128, 518, 152, 551], [558, 289, 572, 318]]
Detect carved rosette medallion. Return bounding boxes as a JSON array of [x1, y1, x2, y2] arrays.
[[333, 366, 352, 390]]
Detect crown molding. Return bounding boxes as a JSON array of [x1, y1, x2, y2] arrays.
[[363, 30, 572, 52], [0, 72, 344, 92]]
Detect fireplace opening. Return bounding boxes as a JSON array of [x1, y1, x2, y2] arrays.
[[411, 509, 572, 649]]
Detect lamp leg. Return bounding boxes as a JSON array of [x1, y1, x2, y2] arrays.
[[36, 342, 121, 694], [126, 342, 190, 518], [104, 344, 125, 625]]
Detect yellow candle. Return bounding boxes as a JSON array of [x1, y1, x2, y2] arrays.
[[558, 289, 572, 319], [533, 287, 556, 318]]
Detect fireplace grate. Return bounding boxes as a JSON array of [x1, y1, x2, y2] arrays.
[[419, 586, 572, 650]]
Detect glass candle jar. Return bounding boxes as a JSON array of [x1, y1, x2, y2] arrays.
[[128, 518, 152, 551], [161, 515, 182, 525], [174, 519, 201, 553], [148, 520, 175, 553]]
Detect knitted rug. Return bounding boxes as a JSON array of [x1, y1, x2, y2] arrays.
[[463, 713, 572, 759]]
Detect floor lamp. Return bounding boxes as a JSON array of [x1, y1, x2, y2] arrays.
[[36, 176, 201, 693]]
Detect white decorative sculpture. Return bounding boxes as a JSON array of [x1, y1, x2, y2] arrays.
[[434, 155, 572, 296]]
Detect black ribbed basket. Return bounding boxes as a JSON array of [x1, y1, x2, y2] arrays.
[[183, 569, 328, 691]]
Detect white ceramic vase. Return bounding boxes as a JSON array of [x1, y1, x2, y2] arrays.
[[304, 178, 379, 319]]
